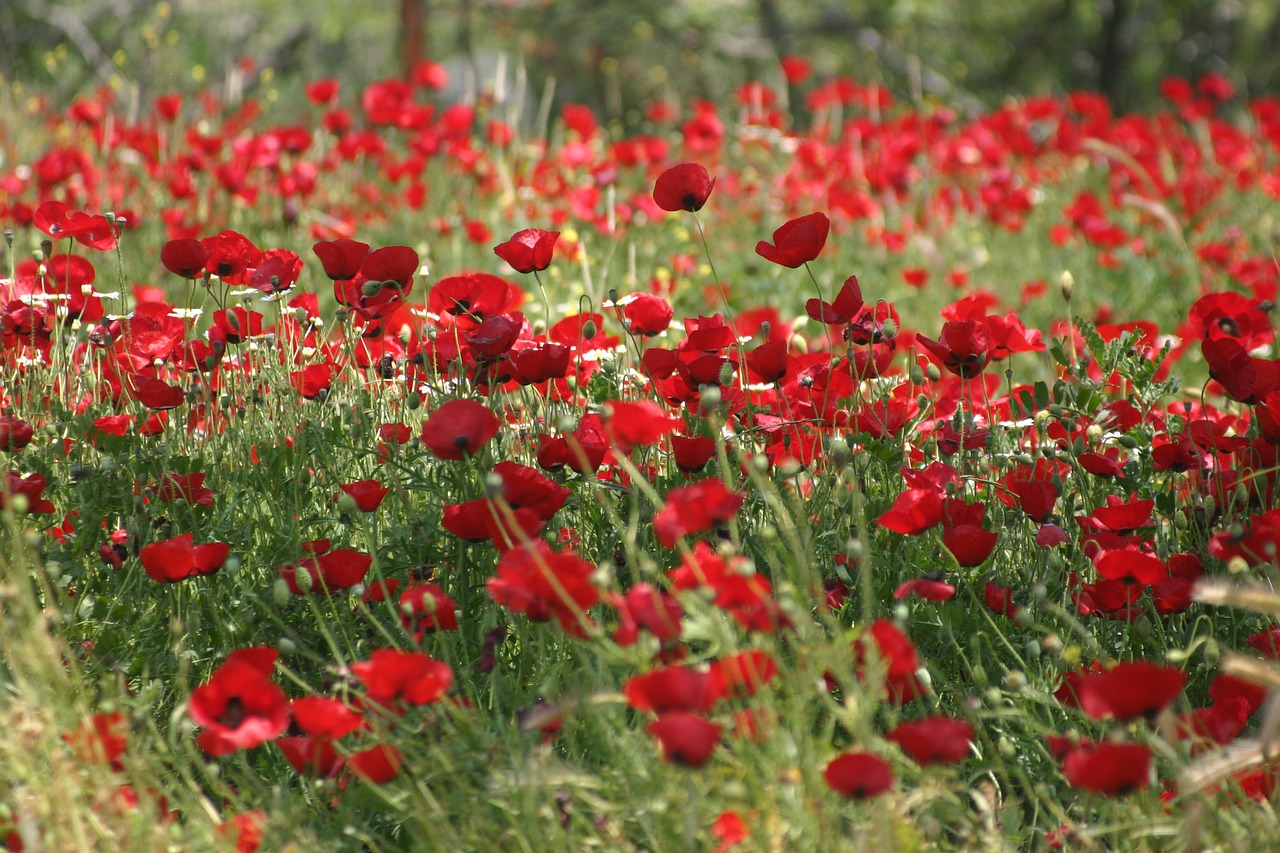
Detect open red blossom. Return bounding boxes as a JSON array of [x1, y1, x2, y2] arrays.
[[806, 275, 865, 325], [605, 399, 680, 450], [313, 239, 370, 281], [621, 293, 675, 336], [1202, 336, 1280, 404], [1071, 661, 1187, 721], [1062, 742, 1151, 795], [398, 582, 459, 639], [942, 524, 999, 567], [624, 665, 719, 714], [669, 542, 788, 633], [337, 479, 390, 512], [756, 212, 830, 267], [854, 620, 925, 703], [348, 744, 404, 784], [487, 541, 600, 636], [33, 201, 116, 250], [154, 472, 215, 507], [202, 230, 260, 279], [290, 696, 364, 740], [984, 581, 1018, 618], [878, 487, 945, 535], [420, 399, 501, 460], [1076, 494, 1154, 534], [160, 238, 210, 278], [652, 163, 715, 212], [1094, 550, 1168, 586], [140, 532, 230, 583], [277, 736, 345, 778], [3, 471, 56, 514], [0, 416, 34, 452], [188, 651, 288, 755], [217, 811, 266, 853], [653, 479, 745, 548], [670, 434, 717, 474], [709, 650, 778, 699], [64, 712, 128, 769], [711, 811, 750, 851], [894, 578, 957, 602], [126, 373, 185, 410], [611, 583, 684, 648], [917, 319, 993, 379], [493, 228, 560, 273], [213, 307, 264, 344], [887, 716, 973, 765], [648, 712, 722, 767], [824, 752, 893, 799], [352, 649, 453, 708]]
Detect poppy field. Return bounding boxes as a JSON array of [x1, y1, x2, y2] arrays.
[[4, 63, 1280, 851]]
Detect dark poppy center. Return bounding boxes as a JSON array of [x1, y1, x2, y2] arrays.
[[218, 697, 247, 730], [1217, 316, 1240, 336]]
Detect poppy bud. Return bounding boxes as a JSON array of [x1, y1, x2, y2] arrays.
[[581, 320, 597, 340], [1059, 271, 1074, 302], [273, 578, 292, 606], [925, 364, 941, 381], [362, 280, 385, 297]]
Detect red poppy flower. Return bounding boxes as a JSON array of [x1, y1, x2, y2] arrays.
[[348, 744, 404, 783], [493, 229, 560, 273], [604, 399, 680, 450], [2, 472, 55, 514], [0, 416, 34, 452], [140, 532, 230, 583], [160, 238, 210, 278], [806, 275, 865, 325], [916, 319, 993, 379], [709, 650, 778, 699], [126, 373, 185, 410], [277, 736, 345, 778], [824, 752, 893, 799], [202, 230, 260, 279], [647, 712, 722, 767], [652, 163, 715, 212], [486, 541, 600, 636], [755, 212, 830, 268], [669, 543, 787, 633], [610, 582, 684, 646], [893, 578, 957, 602], [887, 716, 973, 765], [621, 293, 675, 336], [213, 307, 264, 344], [351, 649, 453, 708], [1094, 550, 1167, 586], [1062, 742, 1150, 795], [398, 583, 459, 639], [984, 581, 1017, 618], [420, 399, 501, 460], [337, 479, 390, 512], [313, 238, 370, 281], [64, 712, 128, 769], [1070, 660, 1186, 721], [153, 472, 215, 507], [854, 620, 925, 703], [624, 665, 719, 714], [188, 650, 288, 755], [942, 524, 999, 567], [653, 479, 745, 548], [290, 696, 364, 740]]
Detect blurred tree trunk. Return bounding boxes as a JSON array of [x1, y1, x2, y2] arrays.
[[401, 0, 426, 78], [1098, 0, 1131, 107], [757, 0, 791, 58]]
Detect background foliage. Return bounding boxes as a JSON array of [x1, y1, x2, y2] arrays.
[[4, 0, 1277, 120]]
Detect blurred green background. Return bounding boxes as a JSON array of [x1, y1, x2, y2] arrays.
[[3, 0, 1276, 117]]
